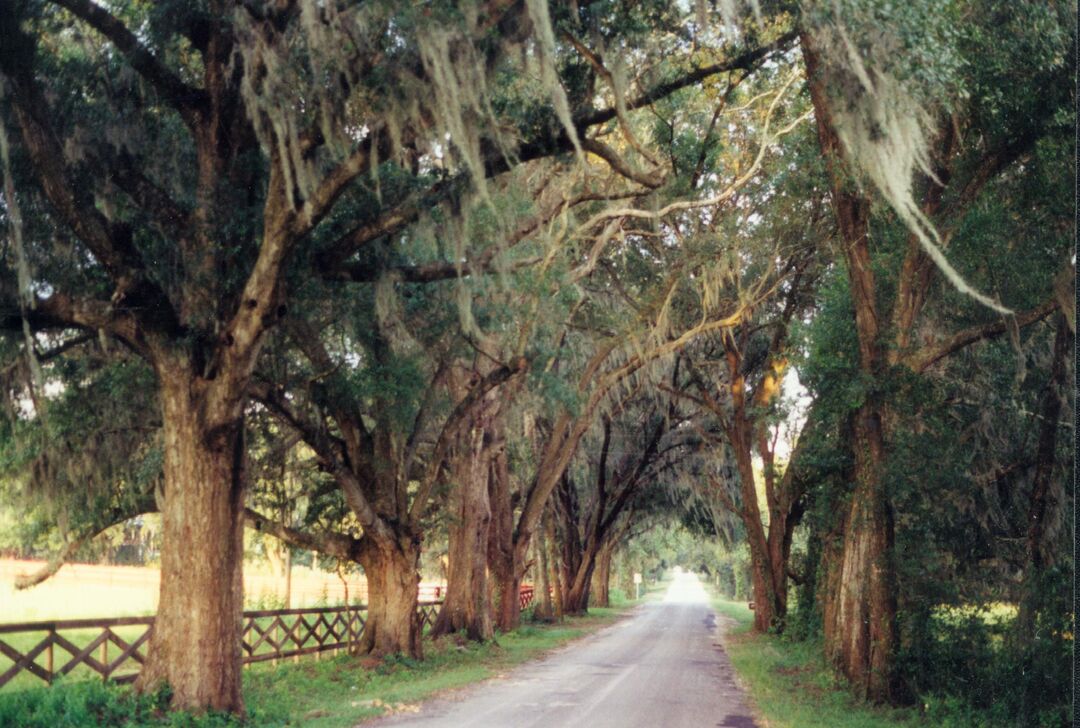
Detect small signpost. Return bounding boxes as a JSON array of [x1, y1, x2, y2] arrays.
[[633, 572, 642, 600]]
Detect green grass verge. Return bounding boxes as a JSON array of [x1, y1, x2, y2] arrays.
[[710, 598, 920, 728], [0, 604, 636, 727]]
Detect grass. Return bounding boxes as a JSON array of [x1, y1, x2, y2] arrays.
[[0, 600, 640, 727], [709, 598, 921, 728], [245, 608, 629, 726]]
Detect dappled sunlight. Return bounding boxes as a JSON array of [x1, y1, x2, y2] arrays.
[[662, 571, 709, 604]]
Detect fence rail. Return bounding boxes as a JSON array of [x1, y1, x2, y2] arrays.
[[0, 602, 441, 689], [519, 585, 535, 610], [1, 585, 535, 690]]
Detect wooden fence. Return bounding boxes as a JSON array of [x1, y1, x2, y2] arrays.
[[519, 585, 535, 609], [0, 601, 440, 689], [0, 586, 535, 690]]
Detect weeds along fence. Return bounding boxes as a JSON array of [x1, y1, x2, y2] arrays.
[[0, 586, 536, 691]]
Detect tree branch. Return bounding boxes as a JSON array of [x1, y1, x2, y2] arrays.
[[407, 356, 527, 524], [15, 493, 156, 589], [49, 0, 207, 127], [907, 298, 1060, 373], [0, 17, 180, 336], [244, 507, 363, 563]]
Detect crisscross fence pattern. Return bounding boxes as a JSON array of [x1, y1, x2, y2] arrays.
[[0, 600, 443, 689], [0, 616, 154, 688]]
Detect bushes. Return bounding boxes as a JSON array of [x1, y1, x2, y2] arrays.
[[0, 681, 248, 728], [896, 593, 1071, 727]]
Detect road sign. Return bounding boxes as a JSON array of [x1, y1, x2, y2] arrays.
[[633, 573, 642, 584]]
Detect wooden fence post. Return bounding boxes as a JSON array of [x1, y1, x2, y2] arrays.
[[46, 630, 54, 684]]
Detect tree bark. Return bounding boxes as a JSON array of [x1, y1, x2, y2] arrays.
[[487, 425, 523, 631], [534, 515, 555, 620], [545, 506, 565, 618], [135, 372, 246, 713], [562, 548, 596, 615], [355, 531, 422, 658], [490, 558, 522, 632], [725, 357, 783, 633], [432, 414, 494, 641], [822, 403, 900, 702], [590, 545, 613, 607]]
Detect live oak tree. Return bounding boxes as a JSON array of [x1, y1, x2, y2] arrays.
[[796, 0, 1073, 703], [0, 0, 592, 711]]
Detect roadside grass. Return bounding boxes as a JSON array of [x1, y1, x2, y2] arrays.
[[710, 598, 920, 728], [0, 600, 639, 727]]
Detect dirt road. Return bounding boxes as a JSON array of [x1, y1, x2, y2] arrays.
[[375, 571, 757, 728]]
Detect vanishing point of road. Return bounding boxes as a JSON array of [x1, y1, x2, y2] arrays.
[[375, 571, 757, 728]]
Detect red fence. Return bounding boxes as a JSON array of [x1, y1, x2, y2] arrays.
[[519, 584, 535, 610]]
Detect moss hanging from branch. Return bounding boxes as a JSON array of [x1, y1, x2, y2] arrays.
[[0, 115, 45, 410], [525, 0, 583, 161], [807, 1, 1010, 314]]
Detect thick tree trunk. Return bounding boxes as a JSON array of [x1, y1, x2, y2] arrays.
[[136, 374, 246, 713], [822, 403, 900, 703], [487, 438, 522, 631], [432, 423, 494, 641], [590, 546, 612, 607], [356, 532, 422, 658], [562, 547, 597, 615], [545, 507, 564, 618], [491, 557, 522, 631]]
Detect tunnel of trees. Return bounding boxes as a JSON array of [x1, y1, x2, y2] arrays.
[[0, 0, 1071, 724]]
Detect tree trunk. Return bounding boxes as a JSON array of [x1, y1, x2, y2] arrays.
[[283, 547, 292, 609], [135, 373, 246, 714], [490, 558, 522, 631], [432, 423, 494, 641], [487, 436, 522, 631], [729, 411, 782, 633], [533, 514, 555, 620], [590, 546, 612, 607], [356, 532, 422, 658], [822, 403, 900, 703], [562, 548, 596, 615], [545, 507, 564, 618]]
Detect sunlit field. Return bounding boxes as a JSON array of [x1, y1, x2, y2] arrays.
[[0, 559, 396, 623]]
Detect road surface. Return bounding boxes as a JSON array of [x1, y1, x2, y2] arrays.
[[374, 572, 757, 728]]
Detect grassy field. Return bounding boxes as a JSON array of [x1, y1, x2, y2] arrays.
[[709, 598, 922, 728]]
